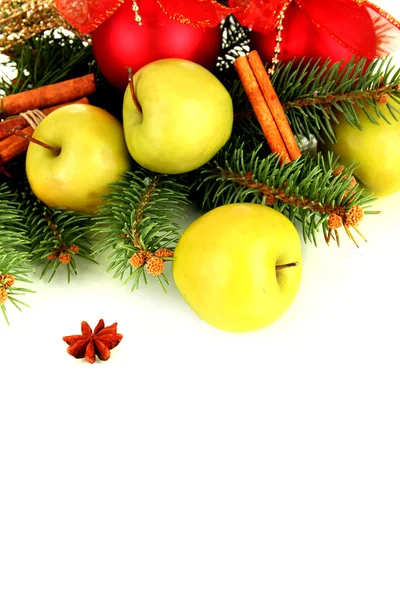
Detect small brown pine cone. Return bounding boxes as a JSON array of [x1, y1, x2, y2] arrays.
[[344, 205, 364, 227], [69, 245, 79, 254], [58, 252, 71, 264], [130, 251, 147, 268], [377, 93, 389, 105], [0, 274, 15, 288], [145, 254, 165, 276], [328, 213, 343, 229], [348, 176, 356, 189], [265, 194, 275, 206], [332, 165, 345, 177], [0, 287, 8, 305], [48, 252, 58, 261], [154, 248, 174, 258]]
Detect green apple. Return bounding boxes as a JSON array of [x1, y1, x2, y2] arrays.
[[172, 203, 302, 333], [122, 58, 234, 174], [326, 102, 400, 197], [26, 103, 132, 214]]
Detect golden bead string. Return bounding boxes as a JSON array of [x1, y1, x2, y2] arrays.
[[267, 1, 292, 76], [132, 1, 142, 26]]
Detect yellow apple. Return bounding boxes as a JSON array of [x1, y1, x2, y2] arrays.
[[326, 102, 400, 197], [26, 104, 132, 214], [122, 58, 234, 174], [172, 204, 302, 332]]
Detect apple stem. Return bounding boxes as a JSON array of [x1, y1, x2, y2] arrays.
[[275, 261, 299, 271], [127, 67, 142, 114], [13, 129, 61, 155]]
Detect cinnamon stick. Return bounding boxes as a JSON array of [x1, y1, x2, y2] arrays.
[[0, 73, 96, 118], [0, 97, 90, 165], [247, 51, 301, 161], [234, 55, 290, 165], [0, 97, 90, 141]]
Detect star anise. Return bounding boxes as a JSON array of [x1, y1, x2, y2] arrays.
[[62, 319, 123, 364]]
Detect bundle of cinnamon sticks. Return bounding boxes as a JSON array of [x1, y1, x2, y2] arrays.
[[0, 73, 97, 166], [235, 50, 301, 165]]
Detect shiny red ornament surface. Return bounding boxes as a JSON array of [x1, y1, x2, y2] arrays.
[[90, 0, 223, 92], [250, 1, 378, 70]]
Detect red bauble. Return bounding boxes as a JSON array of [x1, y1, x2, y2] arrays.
[[250, 2, 377, 70], [91, 0, 222, 92]]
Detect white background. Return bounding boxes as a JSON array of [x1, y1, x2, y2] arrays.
[[1, 1, 400, 599]]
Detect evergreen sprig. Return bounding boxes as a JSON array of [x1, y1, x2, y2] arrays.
[[194, 142, 377, 245], [0, 249, 34, 325], [0, 181, 34, 323], [22, 192, 95, 283], [92, 169, 190, 291], [231, 56, 400, 144], [0, 30, 95, 99], [273, 56, 400, 142], [0, 181, 30, 250]]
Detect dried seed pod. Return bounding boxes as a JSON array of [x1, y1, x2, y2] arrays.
[[130, 251, 147, 268], [145, 255, 165, 276], [58, 252, 71, 264], [0, 287, 8, 305], [0, 274, 15, 288], [344, 205, 364, 227], [154, 248, 174, 258], [328, 213, 343, 229]]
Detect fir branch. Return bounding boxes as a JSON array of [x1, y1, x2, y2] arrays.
[[0, 248, 34, 325], [274, 56, 400, 142], [92, 169, 190, 291], [231, 56, 400, 144], [22, 192, 95, 283], [0, 179, 34, 323], [0, 29, 95, 99], [194, 141, 377, 246], [0, 180, 30, 250]]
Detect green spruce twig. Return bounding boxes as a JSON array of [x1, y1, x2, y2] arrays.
[[92, 169, 190, 291], [231, 56, 400, 144], [0, 29, 95, 99], [22, 193, 95, 283], [194, 141, 377, 246], [277, 56, 400, 142], [0, 181, 34, 324], [0, 250, 35, 326], [0, 181, 30, 250]]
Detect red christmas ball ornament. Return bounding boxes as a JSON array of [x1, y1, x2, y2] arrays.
[[250, 1, 377, 71], [91, 0, 222, 92]]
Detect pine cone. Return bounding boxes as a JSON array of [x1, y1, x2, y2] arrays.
[[130, 251, 147, 267], [0, 274, 15, 288], [58, 252, 71, 264], [344, 205, 364, 227], [328, 213, 343, 229], [0, 288, 8, 305], [145, 255, 165, 276], [154, 248, 174, 258]]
